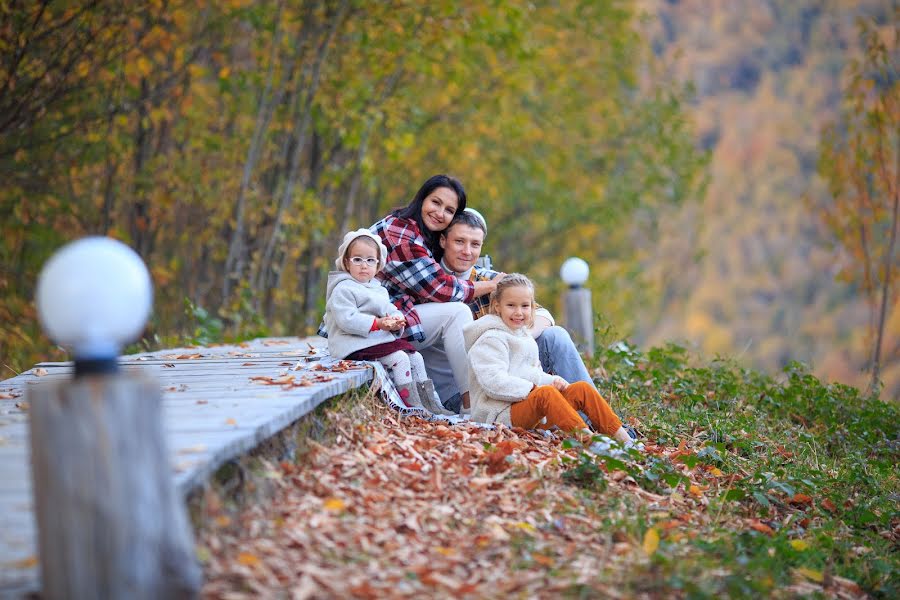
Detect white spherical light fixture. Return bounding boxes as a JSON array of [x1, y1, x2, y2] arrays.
[[36, 237, 153, 374], [560, 257, 589, 288]]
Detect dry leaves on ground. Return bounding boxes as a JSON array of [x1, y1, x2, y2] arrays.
[[201, 399, 681, 598]]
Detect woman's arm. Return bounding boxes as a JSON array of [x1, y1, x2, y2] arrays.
[[468, 335, 535, 402], [375, 217, 475, 304]]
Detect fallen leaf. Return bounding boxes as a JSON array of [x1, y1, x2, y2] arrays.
[[12, 556, 38, 569], [532, 553, 555, 566], [820, 498, 838, 513], [795, 567, 824, 583], [643, 527, 660, 555], [0, 391, 19, 399], [33, 368, 48, 377], [689, 485, 703, 497], [790, 540, 809, 551], [15, 401, 28, 411], [749, 520, 774, 536], [225, 418, 236, 426], [790, 493, 813, 506], [323, 497, 345, 512], [237, 552, 261, 567], [163, 363, 175, 368]]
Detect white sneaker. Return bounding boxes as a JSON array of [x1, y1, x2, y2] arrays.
[[588, 436, 643, 458]]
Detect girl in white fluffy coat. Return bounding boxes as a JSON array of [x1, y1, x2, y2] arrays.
[[324, 229, 450, 415], [464, 273, 634, 443]]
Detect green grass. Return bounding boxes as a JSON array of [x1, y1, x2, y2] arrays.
[[567, 342, 899, 598]]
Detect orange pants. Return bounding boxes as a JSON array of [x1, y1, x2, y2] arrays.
[[509, 381, 622, 435]]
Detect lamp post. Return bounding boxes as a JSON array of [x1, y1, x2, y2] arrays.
[[28, 237, 201, 599], [560, 257, 594, 357]]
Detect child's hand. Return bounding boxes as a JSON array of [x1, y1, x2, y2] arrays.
[[378, 316, 404, 331], [552, 377, 569, 392]]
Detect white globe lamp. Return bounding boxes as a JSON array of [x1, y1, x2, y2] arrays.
[[560, 257, 589, 288], [36, 237, 153, 375]]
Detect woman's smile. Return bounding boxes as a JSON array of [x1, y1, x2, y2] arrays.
[[420, 187, 459, 232]]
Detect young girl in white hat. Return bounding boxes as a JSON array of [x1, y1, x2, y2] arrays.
[[324, 229, 447, 414]]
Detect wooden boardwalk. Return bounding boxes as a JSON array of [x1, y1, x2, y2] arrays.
[[0, 336, 373, 597]]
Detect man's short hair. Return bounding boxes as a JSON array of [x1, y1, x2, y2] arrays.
[[445, 209, 487, 236]]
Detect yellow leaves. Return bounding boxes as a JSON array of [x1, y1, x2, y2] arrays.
[[136, 56, 152, 77], [512, 521, 535, 533], [218, 67, 230, 80], [795, 567, 824, 583], [688, 484, 703, 497], [188, 64, 207, 79], [642, 527, 660, 556], [790, 540, 809, 551], [323, 497, 345, 512]]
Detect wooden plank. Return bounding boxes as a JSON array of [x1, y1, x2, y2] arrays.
[[0, 336, 372, 597]]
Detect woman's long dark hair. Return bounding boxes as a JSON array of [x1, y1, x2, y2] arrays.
[[392, 174, 467, 258]]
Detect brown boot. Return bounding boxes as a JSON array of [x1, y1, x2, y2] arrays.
[[395, 381, 424, 409], [416, 380, 454, 416]]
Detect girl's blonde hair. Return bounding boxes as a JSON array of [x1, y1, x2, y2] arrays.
[[489, 273, 536, 328]]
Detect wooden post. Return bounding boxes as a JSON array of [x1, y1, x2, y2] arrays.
[[28, 374, 202, 599], [564, 287, 594, 358]]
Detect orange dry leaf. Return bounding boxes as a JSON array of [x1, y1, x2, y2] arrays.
[[789, 493, 813, 506], [749, 520, 775, 536], [0, 391, 19, 399], [821, 498, 838, 513], [532, 553, 555, 566], [13, 556, 38, 569], [237, 552, 261, 567]]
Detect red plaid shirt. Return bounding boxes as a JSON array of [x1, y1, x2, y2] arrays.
[[371, 215, 475, 342]]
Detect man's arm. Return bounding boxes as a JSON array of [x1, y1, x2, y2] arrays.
[[529, 308, 554, 339]]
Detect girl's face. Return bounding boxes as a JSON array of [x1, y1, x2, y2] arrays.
[[493, 285, 534, 330], [420, 186, 459, 232], [344, 238, 379, 283]]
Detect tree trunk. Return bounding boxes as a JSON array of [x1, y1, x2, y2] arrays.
[[222, 0, 287, 304], [870, 129, 900, 394]]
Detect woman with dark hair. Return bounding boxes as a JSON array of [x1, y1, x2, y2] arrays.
[[371, 174, 499, 413]]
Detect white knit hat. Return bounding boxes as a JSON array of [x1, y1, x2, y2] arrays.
[[335, 229, 388, 271], [464, 207, 487, 234]]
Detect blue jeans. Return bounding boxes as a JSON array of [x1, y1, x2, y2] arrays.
[[536, 326, 594, 385]]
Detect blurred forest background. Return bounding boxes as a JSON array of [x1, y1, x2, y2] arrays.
[[1, 0, 897, 399]]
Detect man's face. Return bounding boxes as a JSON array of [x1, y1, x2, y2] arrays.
[[440, 224, 485, 273]]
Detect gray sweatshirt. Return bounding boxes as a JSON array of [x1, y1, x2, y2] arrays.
[[324, 271, 403, 359]]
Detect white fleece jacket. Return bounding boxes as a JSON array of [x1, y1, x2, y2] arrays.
[[464, 314, 556, 426], [324, 271, 403, 359]]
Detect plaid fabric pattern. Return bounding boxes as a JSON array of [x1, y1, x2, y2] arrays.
[[371, 215, 475, 342], [465, 266, 502, 320]]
